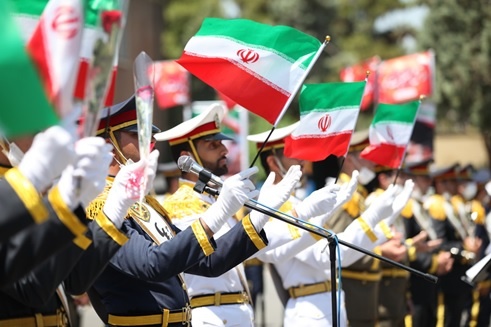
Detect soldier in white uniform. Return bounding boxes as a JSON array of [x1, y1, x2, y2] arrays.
[[156, 105, 347, 327], [247, 123, 415, 327]]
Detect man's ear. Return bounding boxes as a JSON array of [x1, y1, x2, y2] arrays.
[[266, 154, 279, 173]]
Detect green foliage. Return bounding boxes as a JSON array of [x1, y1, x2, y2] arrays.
[[418, 0, 491, 133]]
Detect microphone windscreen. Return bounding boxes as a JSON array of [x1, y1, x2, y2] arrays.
[[177, 155, 193, 172]]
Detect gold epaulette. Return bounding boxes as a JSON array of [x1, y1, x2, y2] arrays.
[[162, 184, 211, 220], [278, 199, 293, 213], [471, 200, 486, 225], [401, 198, 413, 219], [451, 195, 464, 212], [278, 199, 300, 239], [424, 194, 446, 221]]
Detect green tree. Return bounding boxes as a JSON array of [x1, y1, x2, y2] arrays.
[[418, 0, 491, 168]]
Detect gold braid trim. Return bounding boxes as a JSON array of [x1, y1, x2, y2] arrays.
[[191, 220, 214, 256], [356, 217, 378, 242], [95, 210, 128, 246], [242, 215, 267, 250], [48, 186, 87, 237], [4, 167, 48, 224]]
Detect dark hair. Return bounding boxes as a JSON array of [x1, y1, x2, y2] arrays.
[[170, 141, 193, 163]]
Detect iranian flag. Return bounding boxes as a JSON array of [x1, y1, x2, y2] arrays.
[[177, 18, 322, 125], [12, 0, 123, 106], [360, 101, 420, 168], [26, 0, 83, 118], [0, 1, 58, 138], [284, 82, 365, 162]]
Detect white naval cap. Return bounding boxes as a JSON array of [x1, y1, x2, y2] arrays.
[[247, 122, 299, 151], [154, 103, 232, 145]]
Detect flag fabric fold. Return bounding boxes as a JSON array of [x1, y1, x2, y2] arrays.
[[284, 82, 365, 161], [0, 0, 58, 138], [26, 0, 84, 117], [177, 18, 321, 124], [360, 101, 420, 168], [12, 0, 123, 106]]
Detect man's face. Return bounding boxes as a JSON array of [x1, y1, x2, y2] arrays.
[[117, 131, 156, 163], [278, 152, 305, 175], [196, 139, 229, 177]]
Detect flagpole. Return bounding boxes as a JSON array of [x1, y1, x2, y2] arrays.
[[273, 36, 330, 127], [392, 96, 424, 185], [249, 36, 330, 167], [336, 73, 369, 181]]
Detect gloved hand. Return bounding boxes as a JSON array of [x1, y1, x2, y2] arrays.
[[57, 137, 114, 210], [18, 125, 76, 193], [201, 167, 259, 234], [308, 170, 359, 227], [361, 184, 398, 227], [103, 150, 159, 228], [250, 165, 302, 231], [294, 184, 340, 221], [383, 180, 414, 226], [334, 170, 359, 208]]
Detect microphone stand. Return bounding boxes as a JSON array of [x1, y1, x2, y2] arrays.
[[193, 176, 437, 327]]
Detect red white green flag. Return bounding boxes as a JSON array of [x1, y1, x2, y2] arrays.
[[284, 82, 365, 161], [12, 0, 123, 106], [177, 18, 322, 125], [0, 0, 58, 138], [360, 101, 420, 168], [25, 0, 83, 117]]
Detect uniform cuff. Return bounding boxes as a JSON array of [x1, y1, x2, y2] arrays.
[[48, 186, 87, 236], [95, 210, 129, 246], [191, 220, 215, 256], [242, 215, 267, 250], [5, 167, 48, 224]]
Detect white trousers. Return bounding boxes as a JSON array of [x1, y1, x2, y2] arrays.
[[190, 303, 254, 327], [284, 291, 347, 327]]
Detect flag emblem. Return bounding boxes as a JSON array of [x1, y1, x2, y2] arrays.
[[318, 114, 332, 132], [51, 6, 80, 39], [237, 49, 259, 64]]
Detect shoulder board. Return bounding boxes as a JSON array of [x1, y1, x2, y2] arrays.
[[471, 200, 486, 225], [401, 198, 413, 219], [162, 184, 211, 220], [278, 199, 294, 213], [424, 194, 447, 221]]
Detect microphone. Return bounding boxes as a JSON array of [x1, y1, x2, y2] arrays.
[[177, 155, 224, 186]]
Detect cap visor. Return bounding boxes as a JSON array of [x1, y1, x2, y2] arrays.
[[121, 124, 161, 133]]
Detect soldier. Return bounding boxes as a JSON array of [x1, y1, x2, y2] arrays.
[[0, 135, 135, 326], [364, 165, 410, 327], [400, 159, 453, 327], [156, 107, 346, 326], [85, 96, 294, 327], [326, 130, 381, 327], [0, 125, 115, 286], [457, 164, 490, 326], [427, 164, 478, 327], [247, 124, 415, 327]]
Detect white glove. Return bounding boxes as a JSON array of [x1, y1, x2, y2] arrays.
[[201, 167, 259, 234], [57, 137, 114, 210], [294, 184, 340, 221], [334, 170, 359, 208], [250, 165, 302, 231], [309, 171, 359, 227], [103, 150, 159, 228], [383, 180, 414, 226], [361, 184, 398, 227], [18, 125, 76, 193]]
